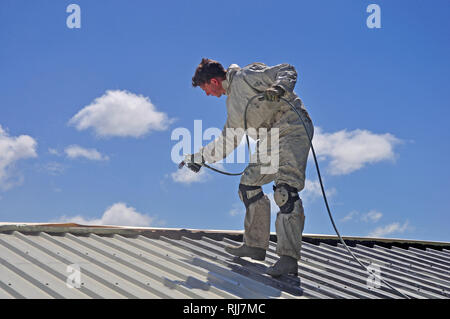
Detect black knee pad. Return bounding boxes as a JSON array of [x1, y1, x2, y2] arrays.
[[273, 183, 299, 214], [238, 184, 264, 209]]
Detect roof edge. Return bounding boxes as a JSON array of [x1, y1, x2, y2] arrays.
[[0, 223, 449, 250], [300, 233, 450, 250], [0, 223, 245, 238]]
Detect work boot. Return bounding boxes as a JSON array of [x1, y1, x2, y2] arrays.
[[266, 255, 298, 277], [224, 243, 266, 261]]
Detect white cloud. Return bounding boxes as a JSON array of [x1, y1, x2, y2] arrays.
[[0, 125, 38, 190], [361, 210, 383, 223], [64, 145, 109, 161], [368, 221, 412, 238], [313, 127, 402, 175], [54, 202, 159, 227], [42, 162, 66, 175], [341, 209, 383, 223], [341, 210, 359, 222], [48, 148, 61, 156], [301, 179, 337, 203], [69, 90, 173, 138], [171, 166, 211, 184]]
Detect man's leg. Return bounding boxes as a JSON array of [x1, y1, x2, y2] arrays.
[[241, 184, 271, 250], [266, 183, 305, 276], [224, 163, 274, 261], [267, 109, 314, 277]]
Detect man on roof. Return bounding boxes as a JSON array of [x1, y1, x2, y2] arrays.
[[184, 58, 314, 277]]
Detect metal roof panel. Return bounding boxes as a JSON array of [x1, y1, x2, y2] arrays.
[[1, 225, 449, 299]]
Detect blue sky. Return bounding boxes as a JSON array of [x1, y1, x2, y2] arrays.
[[1, 0, 449, 242]]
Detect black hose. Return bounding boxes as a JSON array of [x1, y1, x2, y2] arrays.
[[279, 96, 411, 299], [202, 163, 243, 176]]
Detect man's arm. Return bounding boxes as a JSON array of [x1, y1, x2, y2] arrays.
[[199, 116, 245, 164], [270, 63, 298, 94]]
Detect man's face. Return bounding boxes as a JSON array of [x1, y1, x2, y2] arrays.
[[200, 78, 225, 98]]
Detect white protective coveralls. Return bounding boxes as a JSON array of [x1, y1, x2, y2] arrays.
[[197, 62, 314, 260]]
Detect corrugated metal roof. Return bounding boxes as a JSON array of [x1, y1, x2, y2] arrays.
[[0, 224, 449, 299]]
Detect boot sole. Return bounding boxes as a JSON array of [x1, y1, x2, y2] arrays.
[[249, 255, 266, 261], [266, 268, 299, 277], [267, 271, 299, 278]]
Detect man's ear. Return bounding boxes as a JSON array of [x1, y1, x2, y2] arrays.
[[210, 78, 219, 86]]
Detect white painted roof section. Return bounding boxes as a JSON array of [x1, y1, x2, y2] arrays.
[[0, 224, 449, 299]]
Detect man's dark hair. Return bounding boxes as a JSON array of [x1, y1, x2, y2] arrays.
[[192, 58, 226, 87]]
